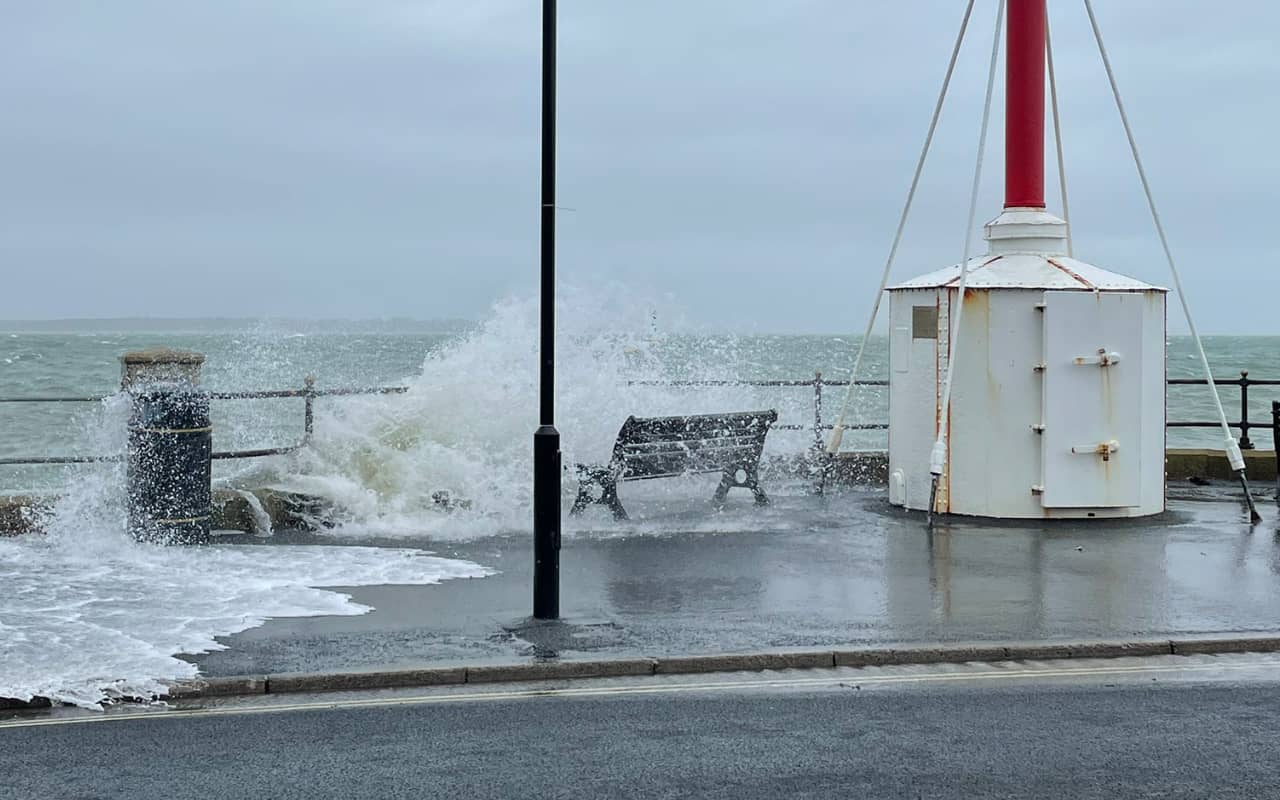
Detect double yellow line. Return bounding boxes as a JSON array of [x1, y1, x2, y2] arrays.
[[5, 657, 1279, 731]]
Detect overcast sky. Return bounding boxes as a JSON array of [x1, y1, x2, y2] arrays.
[[1, 1, 1275, 333]]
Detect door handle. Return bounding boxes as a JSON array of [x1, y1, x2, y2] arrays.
[[1073, 348, 1121, 367], [1071, 440, 1120, 462]]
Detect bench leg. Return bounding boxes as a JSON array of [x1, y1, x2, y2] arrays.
[[601, 476, 628, 521], [711, 473, 733, 510], [712, 468, 769, 509], [570, 480, 593, 516], [746, 466, 769, 506], [574, 466, 629, 520]]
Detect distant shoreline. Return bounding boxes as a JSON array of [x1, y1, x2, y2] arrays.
[[0, 318, 475, 334], [0, 321, 1260, 338]]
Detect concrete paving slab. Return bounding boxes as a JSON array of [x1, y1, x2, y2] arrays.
[[834, 644, 1011, 667], [654, 651, 835, 674], [1171, 635, 1280, 655], [187, 488, 1280, 680], [165, 675, 268, 699], [265, 667, 467, 695], [467, 659, 657, 684]]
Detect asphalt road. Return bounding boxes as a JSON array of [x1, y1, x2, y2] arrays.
[[4, 657, 1280, 799]]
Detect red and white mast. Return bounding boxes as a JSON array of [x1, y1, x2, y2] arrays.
[[880, 0, 1173, 521], [985, 0, 1065, 257], [1005, 0, 1046, 210]]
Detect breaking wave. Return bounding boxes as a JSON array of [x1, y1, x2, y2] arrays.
[[0, 397, 491, 710], [0, 286, 824, 708], [258, 287, 821, 536]]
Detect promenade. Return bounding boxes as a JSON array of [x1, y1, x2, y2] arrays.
[[191, 483, 1280, 679]]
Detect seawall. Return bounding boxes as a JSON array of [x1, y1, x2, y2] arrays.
[[1, 448, 1272, 536]]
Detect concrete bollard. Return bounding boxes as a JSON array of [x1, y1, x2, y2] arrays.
[[121, 349, 213, 544]]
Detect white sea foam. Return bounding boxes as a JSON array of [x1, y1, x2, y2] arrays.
[[0, 537, 490, 708], [0, 394, 492, 709]]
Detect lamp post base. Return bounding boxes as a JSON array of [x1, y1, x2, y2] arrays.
[[533, 424, 561, 619]]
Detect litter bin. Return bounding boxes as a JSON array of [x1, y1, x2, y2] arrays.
[[126, 385, 212, 544]]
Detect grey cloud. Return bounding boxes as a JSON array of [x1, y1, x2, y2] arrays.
[[0, 1, 1275, 332]]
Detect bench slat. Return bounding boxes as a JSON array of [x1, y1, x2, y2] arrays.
[[618, 436, 762, 454], [612, 410, 775, 482], [572, 408, 778, 519], [620, 445, 761, 465], [619, 466, 729, 481], [620, 453, 759, 479], [619, 411, 777, 444]]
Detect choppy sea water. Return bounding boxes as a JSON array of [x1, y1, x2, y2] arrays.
[[1, 290, 1277, 707], [2, 299, 1276, 497]]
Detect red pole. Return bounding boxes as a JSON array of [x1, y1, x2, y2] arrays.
[[1005, 0, 1046, 209]]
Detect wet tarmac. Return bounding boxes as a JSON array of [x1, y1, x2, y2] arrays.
[[10, 654, 1280, 799], [192, 484, 1280, 677]]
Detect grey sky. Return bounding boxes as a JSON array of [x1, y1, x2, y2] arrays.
[[1, 1, 1275, 333]]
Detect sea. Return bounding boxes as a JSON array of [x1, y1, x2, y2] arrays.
[[2, 293, 1276, 500], [2, 290, 1277, 707]]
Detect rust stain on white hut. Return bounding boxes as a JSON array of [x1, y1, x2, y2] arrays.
[[886, 209, 1167, 519]]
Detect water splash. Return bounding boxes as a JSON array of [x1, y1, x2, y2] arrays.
[[0, 287, 827, 705], [0, 395, 492, 710], [235, 489, 274, 537], [264, 288, 817, 537]]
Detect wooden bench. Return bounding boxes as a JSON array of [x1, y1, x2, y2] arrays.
[[570, 410, 778, 520]]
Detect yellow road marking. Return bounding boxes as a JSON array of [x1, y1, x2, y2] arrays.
[[4, 658, 1279, 731]]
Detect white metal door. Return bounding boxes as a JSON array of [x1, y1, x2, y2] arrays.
[[1041, 291, 1144, 508]]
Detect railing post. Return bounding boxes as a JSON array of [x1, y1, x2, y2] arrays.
[[809, 371, 827, 495], [1238, 371, 1253, 449], [813, 371, 824, 450], [1273, 400, 1279, 497], [303, 375, 316, 444]]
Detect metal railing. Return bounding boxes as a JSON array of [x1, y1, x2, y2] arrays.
[[634, 371, 1279, 453], [625, 376, 889, 454], [1167, 371, 1280, 450], [0, 371, 1273, 467], [0, 377, 406, 466]]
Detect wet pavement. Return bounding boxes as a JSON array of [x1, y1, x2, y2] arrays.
[[191, 483, 1280, 677]]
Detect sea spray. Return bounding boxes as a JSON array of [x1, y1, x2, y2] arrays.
[[266, 288, 819, 535], [40, 392, 132, 549], [0, 392, 492, 709], [235, 489, 274, 537], [1, 289, 847, 702]]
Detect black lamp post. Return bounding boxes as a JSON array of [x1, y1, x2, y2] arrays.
[[532, 0, 561, 620]]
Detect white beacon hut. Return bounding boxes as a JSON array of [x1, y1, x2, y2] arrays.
[[886, 0, 1168, 519]]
